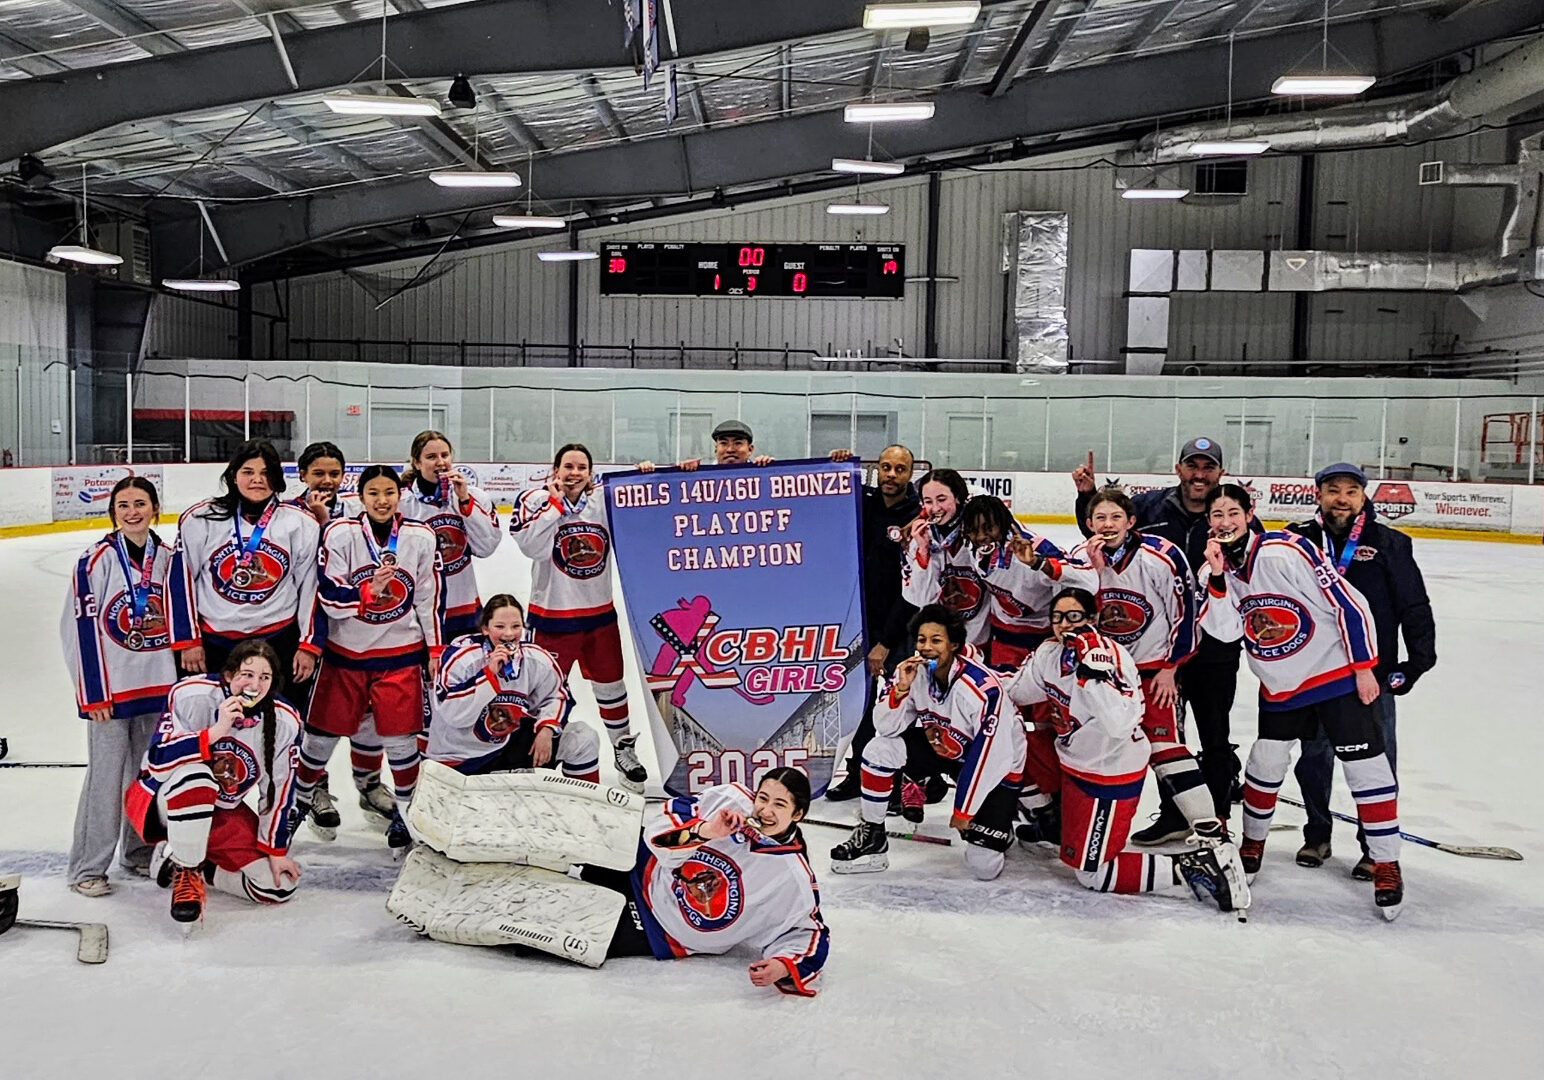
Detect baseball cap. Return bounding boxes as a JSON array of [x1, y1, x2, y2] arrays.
[[712, 419, 753, 442], [1178, 436, 1223, 467], [1314, 461, 1367, 487]]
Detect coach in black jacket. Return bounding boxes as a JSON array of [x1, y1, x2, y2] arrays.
[[1074, 436, 1262, 837], [827, 445, 921, 801], [1287, 462, 1437, 874]]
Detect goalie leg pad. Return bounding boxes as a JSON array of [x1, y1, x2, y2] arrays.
[[387, 847, 625, 968], [407, 759, 645, 869]]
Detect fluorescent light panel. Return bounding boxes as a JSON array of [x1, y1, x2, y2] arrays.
[[1270, 74, 1375, 96], [492, 214, 568, 230], [163, 279, 241, 292], [863, 3, 980, 29], [322, 93, 442, 117], [537, 250, 598, 262], [429, 170, 522, 188], [1185, 140, 1269, 157], [48, 245, 123, 266], [827, 202, 891, 215], [843, 101, 935, 123], [831, 157, 905, 175], [1121, 187, 1190, 200]]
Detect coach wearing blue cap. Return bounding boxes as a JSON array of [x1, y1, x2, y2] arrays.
[[1286, 462, 1437, 879]]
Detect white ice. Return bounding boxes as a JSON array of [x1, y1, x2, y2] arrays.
[[2, 526, 1541, 1078]]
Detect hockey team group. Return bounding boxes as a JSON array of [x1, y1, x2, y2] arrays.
[[36, 417, 1435, 994]]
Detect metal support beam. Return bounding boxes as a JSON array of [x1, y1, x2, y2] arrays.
[[944, 9, 994, 87], [0, 30, 68, 77], [59, 0, 186, 58], [1123, 0, 1188, 57], [779, 44, 793, 115], [580, 76, 629, 140], [1291, 153, 1316, 366], [472, 80, 546, 150], [1021, 0, 1090, 77], [925, 171, 941, 358], [158, 0, 1544, 271], [1215, 0, 1277, 37], [259, 106, 378, 177], [983, 0, 1066, 97], [2, 1, 1008, 164], [685, 63, 712, 125]]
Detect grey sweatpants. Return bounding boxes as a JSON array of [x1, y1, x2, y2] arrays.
[[67, 712, 158, 883]]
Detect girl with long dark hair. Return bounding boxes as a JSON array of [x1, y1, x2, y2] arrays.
[[398, 430, 502, 640]]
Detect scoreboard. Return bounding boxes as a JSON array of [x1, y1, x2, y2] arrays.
[[598, 242, 904, 299]]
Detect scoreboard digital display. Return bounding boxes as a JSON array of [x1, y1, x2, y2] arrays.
[[598, 242, 905, 299]]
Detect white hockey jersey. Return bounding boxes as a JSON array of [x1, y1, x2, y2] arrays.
[[873, 653, 1026, 822], [61, 530, 196, 718], [427, 637, 570, 768], [638, 783, 829, 997], [901, 523, 1096, 648], [315, 515, 443, 669], [132, 674, 302, 855], [1068, 533, 1198, 671], [286, 490, 362, 525], [508, 485, 618, 633], [400, 479, 502, 638], [1006, 633, 1149, 787], [1198, 531, 1378, 711], [173, 498, 320, 651]]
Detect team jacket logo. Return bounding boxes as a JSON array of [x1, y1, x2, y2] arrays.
[[1096, 589, 1153, 645], [1372, 482, 1416, 521], [347, 566, 414, 624], [919, 715, 969, 760], [208, 738, 258, 806], [671, 848, 744, 932], [553, 522, 608, 580], [475, 693, 532, 742], [102, 588, 170, 650], [425, 513, 471, 574], [1240, 594, 1313, 660], [211, 541, 290, 604], [938, 566, 986, 619]]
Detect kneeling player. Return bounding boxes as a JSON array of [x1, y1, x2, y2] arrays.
[[428, 594, 600, 782], [1006, 589, 1249, 913], [391, 769, 828, 995], [124, 641, 302, 924], [830, 604, 1024, 880]]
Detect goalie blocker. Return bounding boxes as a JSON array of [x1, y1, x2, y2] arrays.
[[390, 766, 829, 994]]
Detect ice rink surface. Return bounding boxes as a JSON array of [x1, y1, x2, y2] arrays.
[[2, 525, 1542, 1078]]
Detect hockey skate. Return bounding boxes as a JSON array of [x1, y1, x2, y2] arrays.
[[386, 809, 414, 859], [357, 775, 396, 824], [1015, 803, 1061, 852], [898, 775, 925, 825], [612, 735, 648, 794], [830, 821, 889, 874], [1351, 852, 1376, 881], [823, 772, 860, 802], [306, 784, 341, 842], [1238, 836, 1265, 881], [1372, 861, 1403, 921], [1177, 820, 1251, 918], [1131, 804, 1192, 846], [168, 864, 206, 926], [1296, 840, 1332, 868]]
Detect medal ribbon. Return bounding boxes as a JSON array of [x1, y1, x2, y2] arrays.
[[232, 498, 277, 569], [361, 512, 400, 566], [489, 636, 520, 681], [1319, 508, 1366, 575], [112, 531, 156, 630]]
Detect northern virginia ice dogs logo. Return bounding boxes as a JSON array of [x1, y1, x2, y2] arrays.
[[211, 541, 290, 603], [554, 522, 609, 579], [1096, 588, 1152, 645], [671, 848, 744, 932], [1240, 594, 1313, 660], [209, 739, 259, 806]]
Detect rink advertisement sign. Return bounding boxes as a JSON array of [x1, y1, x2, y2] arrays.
[[51, 466, 166, 522], [605, 458, 868, 797]]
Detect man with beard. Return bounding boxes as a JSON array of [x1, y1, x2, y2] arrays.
[[1286, 463, 1436, 876], [1072, 437, 1260, 840], [826, 445, 922, 802]]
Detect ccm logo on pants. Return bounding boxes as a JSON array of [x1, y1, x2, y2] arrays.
[[1334, 743, 1370, 754]]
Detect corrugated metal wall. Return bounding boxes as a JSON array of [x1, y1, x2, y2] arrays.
[[181, 135, 1523, 369], [0, 259, 71, 464], [143, 292, 241, 360]]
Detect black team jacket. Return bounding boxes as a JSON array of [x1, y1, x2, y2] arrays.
[[862, 483, 921, 653]]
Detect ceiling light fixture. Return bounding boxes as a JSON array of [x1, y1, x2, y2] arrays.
[[832, 157, 905, 175], [844, 101, 935, 123], [493, 214, 568, 230], [322, 93, 442, 117], [162, 279, 241, 292], [429, 170, 523, 188], [863, 3, 980, 29], [1121, 187, 1190, 200], [827, 202, 891, 215], [48, 165, 121, 267], [1184, 140, 1269, 157], [537, 250, 598, 262], [1270, 74, 1375, 96]]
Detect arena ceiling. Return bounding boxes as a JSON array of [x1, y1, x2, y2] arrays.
[[1, 0, 1541, 280]]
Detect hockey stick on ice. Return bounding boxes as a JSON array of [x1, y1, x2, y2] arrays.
[[802, 817, 954, 846], [0, 762, 87, 769], [15, 919, 109, 963], [1278, 796, 1523, 861]]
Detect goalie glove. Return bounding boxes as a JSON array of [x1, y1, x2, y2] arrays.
[[1068, 628, 1118, 683]]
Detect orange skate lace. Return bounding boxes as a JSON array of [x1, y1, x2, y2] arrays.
[[1372, 862, 1402, 890], [171, 864, 205, 908]]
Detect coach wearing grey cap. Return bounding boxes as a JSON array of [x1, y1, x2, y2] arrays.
[[637, 419, 774, 472], [1286, 461, 1436, 878], [1072, 435, 1262, 842]]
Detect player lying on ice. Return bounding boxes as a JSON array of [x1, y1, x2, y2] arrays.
[[388, 767, 828, 995], [1005, 588, 1251, 913], [124, 640, 302, 925]]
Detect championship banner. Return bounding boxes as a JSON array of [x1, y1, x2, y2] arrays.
[[51, 465, 166, 522], [605, 458, 867, 797]]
